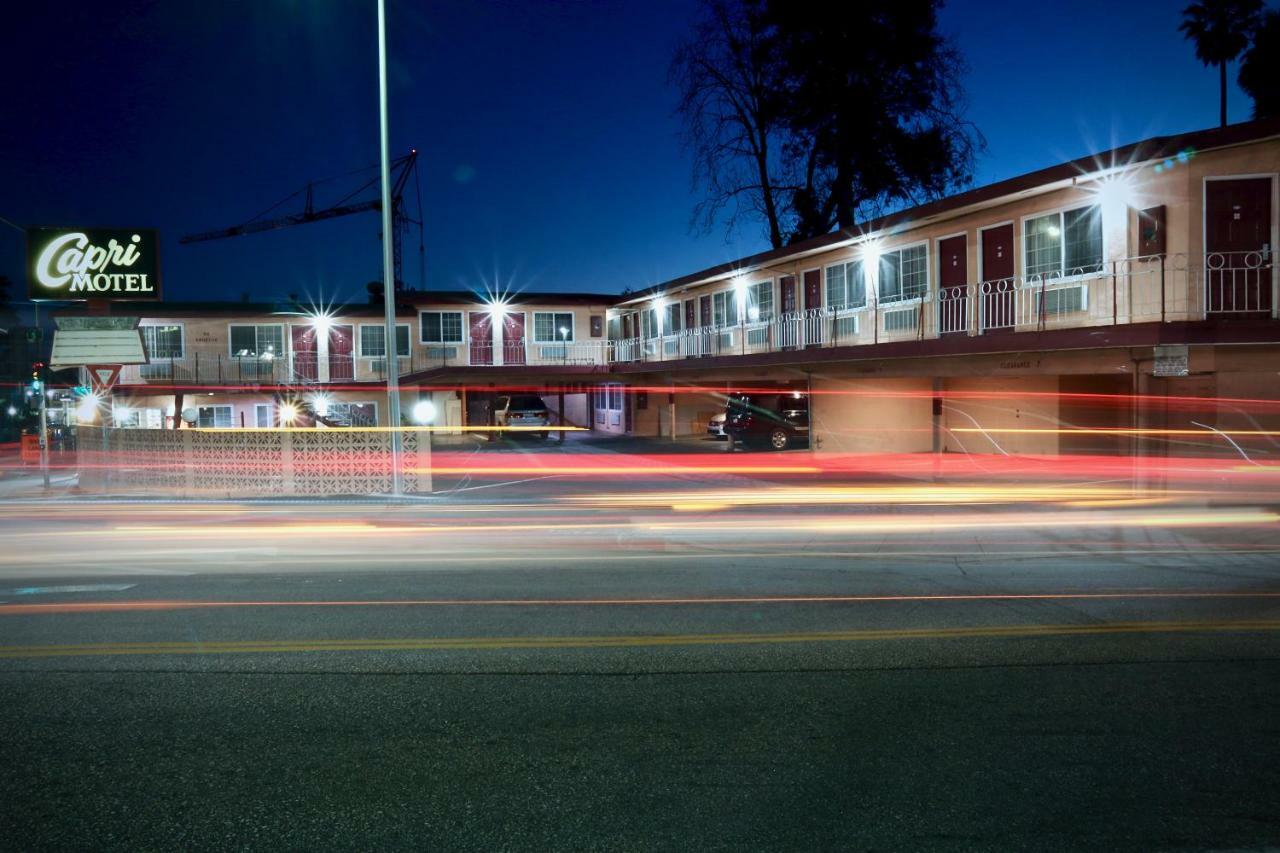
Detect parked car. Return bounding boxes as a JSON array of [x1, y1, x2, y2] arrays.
[[494, 394, 551, 439], [725, 392, 809, 450], [706, 411, 727, 439]]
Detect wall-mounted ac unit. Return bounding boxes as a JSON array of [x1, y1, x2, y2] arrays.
[[883, 308, 918, 332], [1037, 285, 1087, 316]]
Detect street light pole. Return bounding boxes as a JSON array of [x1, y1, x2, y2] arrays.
[[377, 0, 404, 496]]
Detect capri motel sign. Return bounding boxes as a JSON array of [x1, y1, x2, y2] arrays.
[[27, 227, 161, 300]]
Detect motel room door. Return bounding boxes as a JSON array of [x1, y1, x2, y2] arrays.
[[803, 269, 823, 347], [779, 276, 797, 349], [469, 312, 493, 365], [1205, 177, 1273, 315], [503, 313, 526, 365], [290, 325, 318, 381], [327, 324, 354, 381], [980, 224, 1015, 333], [938, 234, 968, 335]]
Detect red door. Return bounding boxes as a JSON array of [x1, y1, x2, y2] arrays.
[[700, 295, 712, 326], [778, 276, 798, 349], [291, 325, 317, 381], [503, 313, 526, 365], [1206, 178, 1273, 314], [938, 234, 968, 335], [328, 324, 354, 380], [980, 224, 1015, 332], [780, 276, 797, 313], [684, 299, 696, 330], [469, 312, 493, 365], [802, 269, 822, 347]]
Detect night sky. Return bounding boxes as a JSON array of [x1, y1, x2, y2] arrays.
[[1, 0, 1262, 309]]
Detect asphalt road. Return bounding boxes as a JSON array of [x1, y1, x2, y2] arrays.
[[1, 474, 1279, 851]]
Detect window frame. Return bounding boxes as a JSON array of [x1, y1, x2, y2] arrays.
[[711, 288, 740, 328], [327, 400, 379, 426], [418, 311, 464, 345], [196, 405, 234, 429], [139, 323, 185, 360], [533, 311, 576, 343], [745, 280, 774, 323], [825, 259, 868, 312], [358, 323, 411, 358], [1019, 202, 1105, 283], [227, 323, 284, 359], [662, 302, 682, 336], [875, 241, 930, 305]]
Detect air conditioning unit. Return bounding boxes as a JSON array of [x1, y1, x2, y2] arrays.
[[1038, 285, 1087, 315], [425, 346, 458, 359], [371, 357, 409, 374], [883, 308, 918, 332]]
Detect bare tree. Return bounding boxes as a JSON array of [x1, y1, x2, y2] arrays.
[[671, 0, 791, 249]]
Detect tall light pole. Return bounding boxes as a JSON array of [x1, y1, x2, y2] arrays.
[[377, 0, 404, 495]]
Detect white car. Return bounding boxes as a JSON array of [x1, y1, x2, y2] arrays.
[[707, 411, 727, 439], [495, 394, 551, 439]]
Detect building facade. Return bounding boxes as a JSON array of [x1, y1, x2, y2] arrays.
[[102, 118, 1280, 459]]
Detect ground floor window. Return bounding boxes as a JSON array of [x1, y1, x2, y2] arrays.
[[197, 405, 233, 428], [254, 403, 274, 428], [327, 402, 377, 426]]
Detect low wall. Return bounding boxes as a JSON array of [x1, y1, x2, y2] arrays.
[[78, 428, 432, 497]]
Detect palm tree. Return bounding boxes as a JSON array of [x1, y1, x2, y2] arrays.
[[1180, 0, 1263, 127], [1239, 10, 1280, 119]]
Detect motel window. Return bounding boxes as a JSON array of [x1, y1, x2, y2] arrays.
[[359, 324, 411, 358], [328, 402, 378, 426], [420, 311, 463, 344], [534, 312, 575, 343], [1024, 205, 1103, 279], [608, 383, 623, 410], [197, 405, 233, 429], [878, 245, 928, 303], [640, 308, 659, 340], [607, 316, 621, 340], [663, 303, 682, 335], [228, 324, 284, 358], [140, 324, 184, 359], [711, 290, 740, 327], [826, 260, 867, 310], [745, 282, 773, 322], [254, 403, 274, 428]]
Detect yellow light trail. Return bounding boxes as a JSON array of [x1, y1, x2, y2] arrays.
[[2, 620, 1278, 658]]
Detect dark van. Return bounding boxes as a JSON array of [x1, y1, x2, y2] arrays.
[[724, 392, 809, 450]]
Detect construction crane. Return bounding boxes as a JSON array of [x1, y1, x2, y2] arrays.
[[180, 150, 423, 291]]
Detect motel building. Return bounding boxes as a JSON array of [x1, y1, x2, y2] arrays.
[[100, 118, 1280, 461]]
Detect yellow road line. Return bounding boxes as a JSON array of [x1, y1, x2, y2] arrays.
[[2, 620, 1278, 658]]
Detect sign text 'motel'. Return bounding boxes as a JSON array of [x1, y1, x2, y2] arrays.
[[27, 227, 161, 301]]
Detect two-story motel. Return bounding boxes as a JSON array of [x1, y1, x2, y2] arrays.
[[102, 117, 1280, 458]]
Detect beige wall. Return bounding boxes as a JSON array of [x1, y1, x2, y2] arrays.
[[941, 376, 1061, 456], [810, 376, 934, 454]]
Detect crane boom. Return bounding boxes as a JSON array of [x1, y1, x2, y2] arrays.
[[179, 150, 421, 289]]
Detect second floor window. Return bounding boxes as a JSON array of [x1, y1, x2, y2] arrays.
[[711, 290, 739, 327], [534, 312, 574, 342], [141, 324, 183, 359], [360, 324, 410, 357], [228, 324, 283, 358], [826, 261, 867, 310], [663, 303, 682, 335], [878, 245, 928, 303], [641, 308, 659, 340], [746, 282, 773, 322], [1024, 205, 1103, 278], [420, 312, 463, 344]]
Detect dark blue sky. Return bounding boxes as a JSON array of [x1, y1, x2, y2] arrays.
[[1, 0, 1266, 306]]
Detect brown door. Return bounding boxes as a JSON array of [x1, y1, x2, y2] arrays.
[[700, 294, 712, 326], [980, 224, 1015, 332], [780, 276, 797, 314], [290, 325, 317, 381], [684, 299, 696, 329], [503, 313, 526, 365], [1206, 178, 1273, 314], [469, 312, 493, 365], [938, 234, 968, 335], [802, 269, 823, 347], [328, 324, 354, 380]]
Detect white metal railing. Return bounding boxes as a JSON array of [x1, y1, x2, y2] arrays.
[[605, 254, 1277, 364]]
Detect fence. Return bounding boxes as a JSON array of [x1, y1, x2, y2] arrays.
[[77, 427, 431, 496], [607, 253, 1276, 364]]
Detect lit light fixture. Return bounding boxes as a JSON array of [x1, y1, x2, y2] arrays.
[[6, 405, 17, 417], [1047, 225, 1062, 238], [559, 326, 569, 339], [310, 312, 333, 334], [278, 401, 300, 425], [309, 393, 332, 417], [748, 306, 761, 322], [76, 393, 101, 422], [1092, 172, 1137, 214], [412, 399, 437, 424], [486, 297, 509, 318], [860, 237, 883, 269]]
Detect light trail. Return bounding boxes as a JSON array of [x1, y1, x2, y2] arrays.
[[3, 620, 1279, 658], [4, 590, 1280, 616]]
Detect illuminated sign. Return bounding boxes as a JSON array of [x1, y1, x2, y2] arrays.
[[27, 227, 161, 301]]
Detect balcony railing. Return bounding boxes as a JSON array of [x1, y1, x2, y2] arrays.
[[607, 252, 1276, 364]]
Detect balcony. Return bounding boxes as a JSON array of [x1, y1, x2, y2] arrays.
[[608, 253, 1277, 365]]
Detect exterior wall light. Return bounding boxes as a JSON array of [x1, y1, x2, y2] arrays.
[[279, 402, 300, 425], [412, 399, 436, 424]]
